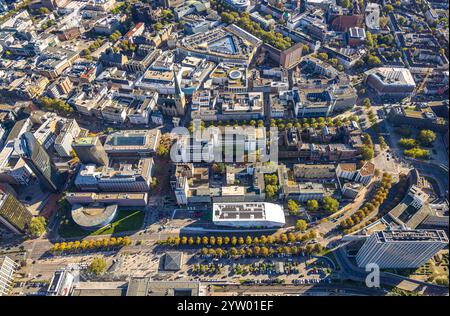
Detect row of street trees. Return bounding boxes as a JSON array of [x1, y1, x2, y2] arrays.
[[269, 116, 359, 130], [187, 116, 359, 133], [160, 232, 318, 247], [190, 119, 265, 131], [199, 243, 323, 258], [340, 173, 393, 231], [51, 236, 132, 254]]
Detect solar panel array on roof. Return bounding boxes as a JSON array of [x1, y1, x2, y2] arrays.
[[216, 203, 265, 220], [349, 27, 365, 38]]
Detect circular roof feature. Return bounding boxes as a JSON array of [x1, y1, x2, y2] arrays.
[[229, 69, 243, 80], [71, 204, 118, 230]]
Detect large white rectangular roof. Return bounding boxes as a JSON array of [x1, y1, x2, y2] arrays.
[[213, 202, 285, 224]]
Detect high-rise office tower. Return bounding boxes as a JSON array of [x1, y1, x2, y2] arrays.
[[0, 191, 33, 235], [72, 136, 109, 166], [15, 132, 65, 193], [356, 229, 448, 269]]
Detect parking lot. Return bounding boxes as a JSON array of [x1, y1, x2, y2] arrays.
[[162, 250, 337, 285]]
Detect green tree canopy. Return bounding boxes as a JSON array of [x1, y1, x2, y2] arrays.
[[404, 147, 430, 159], [340, 0, 351, 8], [88, 257, 107, 276], [265, 184, 278, 200], [156, 143, 169, 157], [295, 219, 308, 232], [306, 199, 319, 212], [322, 196, 339, 214], [361, 145, 374, 160], [398, 138, 418, 149], [417, 130, 436, 147], [367, 55, 382, 66], [264, 174, 278, 185], [287, 199, 299, 214], [378, 136, 387, 150], [384, 4, 394, 13], [40, 97, 74, 114], [29, 216, 46, 238], [363, 98, 371, 108], [39, 7, 50, 15]]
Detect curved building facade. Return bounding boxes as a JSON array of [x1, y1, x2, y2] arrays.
[[224, 0, 250, 11], [71, 204, 118, 230]]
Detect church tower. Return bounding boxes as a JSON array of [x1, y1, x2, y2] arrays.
[[173, 69, 186, 116]]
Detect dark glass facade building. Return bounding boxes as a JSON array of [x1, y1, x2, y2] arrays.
[[16, 132, 65, 192]]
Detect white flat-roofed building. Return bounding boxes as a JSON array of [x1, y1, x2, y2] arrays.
[[213, 202, 286, 228], [356, 229, 448, 269], [95, 91, 159, 125], [93, 15, 121, 35], [342, 182, 363, 199], [135, 69, 175, 94], [305, 0, 333, 8], [221, 186, 246, 196], [191, 90, 216, 110]]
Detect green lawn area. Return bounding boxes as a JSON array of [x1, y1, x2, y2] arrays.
[[58, 209, 145, 239], [315, 248, 341, 271]]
